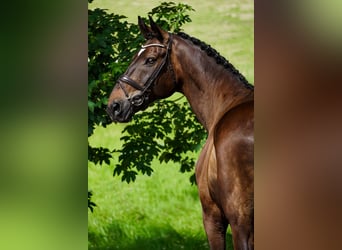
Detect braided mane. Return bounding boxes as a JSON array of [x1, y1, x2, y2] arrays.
[[177, 32, 254, 90]]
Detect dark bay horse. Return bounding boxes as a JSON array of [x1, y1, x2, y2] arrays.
[[107, 17, 254, 250]]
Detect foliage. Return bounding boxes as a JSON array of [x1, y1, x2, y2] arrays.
[[114, 99, 205, 184], [88, 191, 96, 213], [88, 6, 143, 164], [148, 2, 195, 32], [88, 1, 205, 207]]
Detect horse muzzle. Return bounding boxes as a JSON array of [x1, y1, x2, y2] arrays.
[[106, 99, 134, 123]]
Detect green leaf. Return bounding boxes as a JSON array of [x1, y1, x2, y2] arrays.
[[88, 100, 95, 113]]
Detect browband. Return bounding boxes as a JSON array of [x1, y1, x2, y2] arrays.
[[137, 43, 166, 56]]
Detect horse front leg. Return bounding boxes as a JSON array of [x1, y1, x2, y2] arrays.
[[201, 203, 228, 250]]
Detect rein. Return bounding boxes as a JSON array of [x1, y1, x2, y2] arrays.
[[117, 33, 176, 108]]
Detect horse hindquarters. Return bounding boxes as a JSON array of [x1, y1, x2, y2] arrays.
[[218, 140, 253, 250], [214, 102, 254, 250], [196, 139, 229, 250], [197, 139, 253, 250]]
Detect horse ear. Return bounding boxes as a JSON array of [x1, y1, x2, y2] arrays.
[[149, 16, 167, 42], [138, 16, 153, 40]]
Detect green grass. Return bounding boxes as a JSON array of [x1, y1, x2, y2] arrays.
[[88, 125, 234, 249], [88, 1, 253, 249]]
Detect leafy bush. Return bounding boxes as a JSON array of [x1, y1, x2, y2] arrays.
[[88, 1, 205, 209]]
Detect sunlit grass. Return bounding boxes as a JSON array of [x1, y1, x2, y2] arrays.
[[88, 159, 209, 249], [88, 124, 222, 249]]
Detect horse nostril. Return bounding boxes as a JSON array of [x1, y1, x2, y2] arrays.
[[111, 102, 121, 113]]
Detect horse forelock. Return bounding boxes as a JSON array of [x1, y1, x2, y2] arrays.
[[177, 32, 254, 90]]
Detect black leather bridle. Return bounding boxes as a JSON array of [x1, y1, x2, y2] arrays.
[[116, 33, 176, 109]]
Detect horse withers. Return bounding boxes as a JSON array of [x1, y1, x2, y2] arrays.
[[106, 17, 254, 250]]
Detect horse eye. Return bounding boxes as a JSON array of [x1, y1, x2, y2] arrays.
[[145, 57, 156, 65]]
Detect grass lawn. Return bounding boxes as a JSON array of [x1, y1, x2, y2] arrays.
[[88, 1, 253, 249], [89, 124, 231, 249]]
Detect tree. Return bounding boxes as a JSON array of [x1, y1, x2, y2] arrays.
[[88, 1, 205, 210]]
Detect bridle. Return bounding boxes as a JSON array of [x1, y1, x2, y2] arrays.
[[116, 33, 176, 109]]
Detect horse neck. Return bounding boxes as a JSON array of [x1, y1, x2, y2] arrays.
[[173, 37, 253, 131]]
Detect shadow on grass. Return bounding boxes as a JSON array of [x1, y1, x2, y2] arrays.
[[88, 221, 233, 250]]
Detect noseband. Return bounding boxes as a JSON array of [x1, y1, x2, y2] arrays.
[[117, 33, 176, 108]]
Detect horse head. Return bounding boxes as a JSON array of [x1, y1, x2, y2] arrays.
[[107, 16, 176, 122]]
